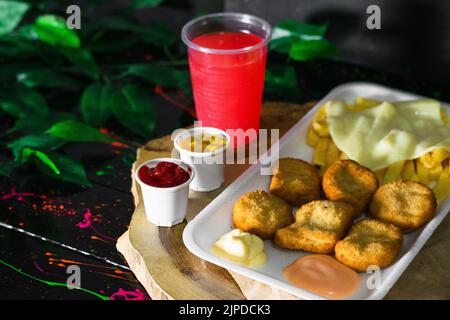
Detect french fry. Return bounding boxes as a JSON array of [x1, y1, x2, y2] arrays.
[[433, 171, 450, 203], [325, 140, 340, 166], [440, 108, 448, 123], [429, 163, 443, 181], [409, 173, 421, 183], [346, 103, 355, 111], [402, 160, 416, 180], [312, 104, 327, 122], [375, 168, 386, 183], [349, 97, 381, 112], [339, 152, 350, 160], [383, 160, 405, 184], [306, 126, 320, 147], [419, 148, 450, 169], [312, 120, 330, 137], [415, 159, 430, 185], [313, 138, 329, 166], [319, 164, 328, 177], [431, 148, 450, 166]]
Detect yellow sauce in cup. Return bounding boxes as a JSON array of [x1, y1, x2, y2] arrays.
[[178, 133, 226, 153]]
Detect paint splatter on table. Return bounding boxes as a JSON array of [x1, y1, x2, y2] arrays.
[[0, 142, 149, 299]]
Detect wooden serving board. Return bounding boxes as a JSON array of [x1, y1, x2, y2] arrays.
[[116, 101, 450, 300]]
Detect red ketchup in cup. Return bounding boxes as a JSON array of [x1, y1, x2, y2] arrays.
[[138, 161, 190, 188]]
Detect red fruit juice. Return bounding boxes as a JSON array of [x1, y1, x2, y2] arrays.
[[188, 31, 267, 136]]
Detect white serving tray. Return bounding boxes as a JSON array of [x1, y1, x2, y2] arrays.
[[183, 82, 450, 300]]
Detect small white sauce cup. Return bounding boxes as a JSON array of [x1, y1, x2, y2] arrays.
[[135, 158, 194, 227], [174, 127, 230, 192]]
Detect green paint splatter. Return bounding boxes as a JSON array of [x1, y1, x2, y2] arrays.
[[22, 148, 60, 175], [0, 259, 109, 300], [96, 165, 116, 177], [121, 153, 136, 167]]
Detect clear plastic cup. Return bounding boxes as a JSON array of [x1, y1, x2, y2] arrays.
[[181, 13, 271, 138], [174, 127, 230, 192], [135, 158, 194, 227]]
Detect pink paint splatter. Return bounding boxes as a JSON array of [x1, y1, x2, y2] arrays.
[[34, 261, 62, 278], [76, 208, 116, 242], [110, 288, 149, 300], [76, 209, 93, 228], [1, 188, 46, 201]]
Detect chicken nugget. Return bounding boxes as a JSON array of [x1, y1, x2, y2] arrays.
[[274, 200, 354, 253], [233, 190, 293, 239], [323, 160, 379, 216], [334, 219, 403, 272], [369, 181, 436, 233], [270, 157, 321, 207]]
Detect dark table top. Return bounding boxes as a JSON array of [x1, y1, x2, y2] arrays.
[[1, 59, 448, 300]]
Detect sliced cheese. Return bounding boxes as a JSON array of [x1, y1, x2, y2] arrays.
[[326, 99, 450, 171]]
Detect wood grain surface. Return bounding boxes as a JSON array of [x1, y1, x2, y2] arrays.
[[116, 101, 450, 300]]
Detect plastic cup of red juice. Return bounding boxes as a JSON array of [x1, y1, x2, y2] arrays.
[[135, 158, 194, 227], [181, 13, 271, 144]]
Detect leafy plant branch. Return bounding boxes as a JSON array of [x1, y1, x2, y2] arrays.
[[0, 0, 337, 187]]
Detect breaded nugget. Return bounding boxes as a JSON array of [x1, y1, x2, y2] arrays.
[[323, 160, 379, 216], [274, 200, 354, 254], [270, 157, 321, 207], [233, 190, 293, 239], [334, 219, 403, 272], [369, 181, 436, 233]]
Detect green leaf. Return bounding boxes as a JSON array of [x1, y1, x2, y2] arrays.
[[269, 37, 297, 54], [0, 86, 48, 117], [130, 0, 164, 9], [0, 62, 39, 81], [16, 68, 79, 88], [264, 65, 298, 95], [124, 64, 177, 85], [0, 160, 18, 176], [59, 47, 99, 80], [87, 33, 139, 53], [24, 149, 92, 187], [31, 15, 81, 48], [7, 32, 66, 65], [47, 120, 114, 143], [140, 23, 176, 48], [92, 17, 175, 48], [0, 100, 25, 118], [8, 134, 65, 160], [289, 39, 339, 61], [123, 64, 191, 93], [0, 1, 30, 35], [80, 83, 113, 127], [271, 20, 328, 42], [11, 111, 75, 134], [21, 147, 60, 173], [270, 20, 328, 54], [111, 84, 155, 137], [0, 36, 36, 57]]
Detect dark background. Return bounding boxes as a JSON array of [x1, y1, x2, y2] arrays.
[[226, 0, 450, 86]]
